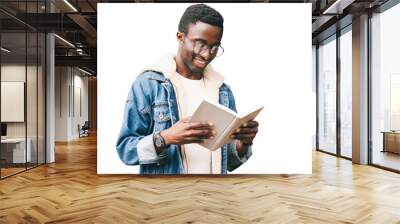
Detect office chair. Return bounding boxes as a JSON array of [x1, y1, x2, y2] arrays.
[[79, 121, 90, 138]]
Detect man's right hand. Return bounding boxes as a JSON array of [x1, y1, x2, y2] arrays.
[[160, 116, 216, 146]]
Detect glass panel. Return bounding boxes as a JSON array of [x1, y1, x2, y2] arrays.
[[371, 3, 400, 171], [340, 29, 352, 158], [25, 0, 38, 169], [318, 36, 337, 154], [0, 1, 46, 179], [27, 31, 38, 169], [1, 31, 27, 177]]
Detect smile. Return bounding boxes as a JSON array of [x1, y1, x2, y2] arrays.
[[194, 57, 208, 66]]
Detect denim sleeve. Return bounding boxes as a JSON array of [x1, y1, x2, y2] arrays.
[[116, 77, 166, 165], [227, 140, 253, 172], [224, 85, 253, 172]]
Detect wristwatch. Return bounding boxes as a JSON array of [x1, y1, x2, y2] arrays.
[[153, 131, 167, 154]]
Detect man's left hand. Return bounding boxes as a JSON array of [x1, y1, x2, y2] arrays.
[[231, 120, 259, 145]]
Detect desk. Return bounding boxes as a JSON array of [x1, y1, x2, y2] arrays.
[[381, 131, 400, 154], [1, 138, 31, 163]]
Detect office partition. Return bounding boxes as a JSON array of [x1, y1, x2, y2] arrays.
[[0, 1, 47, 179]]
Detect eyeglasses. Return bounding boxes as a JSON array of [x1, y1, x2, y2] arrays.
[[185, 36, 224, 57]]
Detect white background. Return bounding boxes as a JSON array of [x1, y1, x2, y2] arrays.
[[98, 3, 312, 174]]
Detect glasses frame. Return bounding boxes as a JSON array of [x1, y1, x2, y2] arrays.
[[184, 34, 224, 57]]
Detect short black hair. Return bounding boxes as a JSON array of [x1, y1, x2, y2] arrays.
[[178, 4, 224, 34]]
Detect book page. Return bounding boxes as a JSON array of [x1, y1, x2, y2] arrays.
[[189, 100, 238, 150], [239, 106, 264, 124], [218, 106, 264, 147]]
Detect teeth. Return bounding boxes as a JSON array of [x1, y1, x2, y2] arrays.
[[195, 58, 206, 64]]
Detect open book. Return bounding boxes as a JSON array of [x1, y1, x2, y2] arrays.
[[189, 100, 264, 151]]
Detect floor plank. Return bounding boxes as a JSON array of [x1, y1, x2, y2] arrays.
[[1, 134, 400, 223]]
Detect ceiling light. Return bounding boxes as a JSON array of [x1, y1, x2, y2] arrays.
[[1, 47, 11, 53], [54, 34, 75, 48], [323, 0, 355, 15], [63, 0, 78, 12], [78, 67, 93, 76]]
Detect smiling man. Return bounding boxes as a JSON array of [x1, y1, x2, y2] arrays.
[[116, 4, 259, 174]]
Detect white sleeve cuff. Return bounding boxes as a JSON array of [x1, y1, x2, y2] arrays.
[[136, 134, 158, 163]]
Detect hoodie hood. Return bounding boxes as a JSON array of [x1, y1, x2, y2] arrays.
[[141, 53, 224, 89]]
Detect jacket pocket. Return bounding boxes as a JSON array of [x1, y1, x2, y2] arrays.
[[152, 101, 172, 131]]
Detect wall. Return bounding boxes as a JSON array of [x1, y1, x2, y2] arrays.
[[55, 67, 89, 141], [55, 66, 69, 141], [88, 77, 97, 132], [1, 65, 26, 139], [312, 45, 317, 150], [72, 71, 89, 138], [1, 65, 38, 137]]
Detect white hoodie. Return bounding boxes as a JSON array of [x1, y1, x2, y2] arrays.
[[137, 54, 225, 174]]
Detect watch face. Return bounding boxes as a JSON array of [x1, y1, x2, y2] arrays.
[[155, 135, 163, 148]]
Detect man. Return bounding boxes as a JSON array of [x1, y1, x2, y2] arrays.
[[116, 4, 259, 174]]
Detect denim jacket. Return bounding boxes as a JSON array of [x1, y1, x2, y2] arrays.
[[116, 63, 252, 174]]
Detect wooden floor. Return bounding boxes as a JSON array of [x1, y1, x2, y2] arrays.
[[0, 167, 26, 178], [1, 134, 400, 223], [1, 163, 44, 178]]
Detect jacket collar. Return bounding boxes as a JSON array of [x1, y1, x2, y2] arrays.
[[141, 53, 224, 89]]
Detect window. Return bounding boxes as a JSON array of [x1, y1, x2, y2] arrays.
[[318, 36, 337, 155], [339, 28, 352, 158], [371, 2, 400, 171]]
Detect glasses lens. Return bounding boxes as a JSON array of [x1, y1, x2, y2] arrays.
[[194, 41, 205, 52]]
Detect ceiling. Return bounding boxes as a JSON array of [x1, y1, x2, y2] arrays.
[[0, 0, 393, 75]]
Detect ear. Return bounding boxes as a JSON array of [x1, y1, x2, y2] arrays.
[[176, 32, 184, 43]]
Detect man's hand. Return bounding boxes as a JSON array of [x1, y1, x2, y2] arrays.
[[231, 120, 259, 156], [160, 116, 216, 146]]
